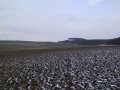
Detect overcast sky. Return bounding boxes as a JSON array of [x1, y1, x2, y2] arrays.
[[0, 0, 120, 41]]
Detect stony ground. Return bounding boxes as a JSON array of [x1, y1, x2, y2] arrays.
[[0, 46, 120, 90]]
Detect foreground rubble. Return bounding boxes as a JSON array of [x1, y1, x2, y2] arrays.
[[0, 46, 120, 90]]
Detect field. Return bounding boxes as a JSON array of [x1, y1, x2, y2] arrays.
[[0, 46, 120, 90], [0, 41, 80, 55]]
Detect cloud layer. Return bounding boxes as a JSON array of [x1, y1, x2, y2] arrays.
[[0, 0, 120, 41], [89, 0, 104, 5]]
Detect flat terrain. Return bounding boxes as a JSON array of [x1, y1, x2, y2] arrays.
[[0, 40, 116, 55], [0, 46, 120, 90], [0, 40, 81, 55]]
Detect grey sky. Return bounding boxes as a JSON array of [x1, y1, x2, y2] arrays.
[[0, 0, 120, 41]]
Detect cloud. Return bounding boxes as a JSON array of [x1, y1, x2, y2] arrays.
[[0, 0, 15, 10], [0, 0, 120, 41], [88, 0, 104, 5]]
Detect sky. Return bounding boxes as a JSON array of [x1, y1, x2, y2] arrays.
[[0, 0, 120, 41]]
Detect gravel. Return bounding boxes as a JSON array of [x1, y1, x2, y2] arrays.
[[0, 47, 120, 90]]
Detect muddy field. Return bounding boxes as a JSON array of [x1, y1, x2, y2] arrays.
[[0, 46, 120, 90]]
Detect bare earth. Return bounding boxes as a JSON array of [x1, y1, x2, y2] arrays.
[[0, 46, 120, 90]]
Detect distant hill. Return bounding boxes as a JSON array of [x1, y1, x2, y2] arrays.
[[107, 37, 120, 45], [60, 37, 120, 45]]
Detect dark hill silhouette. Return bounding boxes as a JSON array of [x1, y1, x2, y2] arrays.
[[107, 37, 120, 45], [60, 37, 120, 45]]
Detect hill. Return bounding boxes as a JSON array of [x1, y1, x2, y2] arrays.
[[107, 37, 120, 45], [60, 37, 120, 45]]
